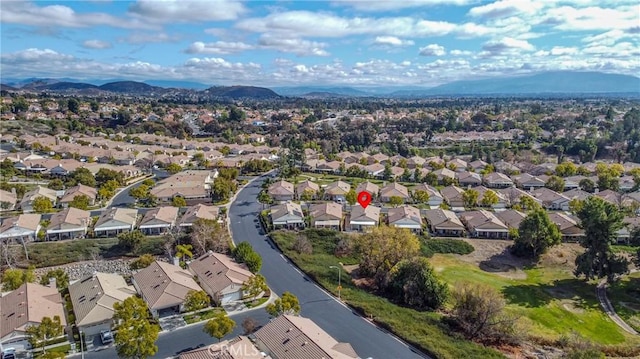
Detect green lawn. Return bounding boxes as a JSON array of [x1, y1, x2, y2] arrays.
[[183, 307, 225, 324], [270, 229, 503, 359], [429, 254, 640, 346], [607, 273, 640, 332]]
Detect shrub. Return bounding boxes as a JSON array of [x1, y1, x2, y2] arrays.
[[422, 239, 474, 258]]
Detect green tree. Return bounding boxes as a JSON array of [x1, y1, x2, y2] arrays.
[[129, 184, 150, 202], [175, 244, 194, 261], [47, 179, 65, 190], [300, 189, 314, 201], [258, 191, 273, 207], [118, 230, 145, 253], [113, 296, 159, 359], [388, 196, 404, 207], [512, 208, 562, 259], [382, 162, 392, 180], [212, 177, 234, 202], [203, 313, 235, 342], [345, 189, 357, 206], [353, 225, 420, 285], [481, 189, 499, 207], [384, 257, 449, 310], [568, 198, 584, 214], [555, 162, 577, 177], [95, 168, 124, 186], [39, 269, 69, 290], [26, 315, 64, 354], [243, 251, 262, 273], [545, 175, 566, 192], [71, 167, 96, 187], [166, 163, 182, 174], [579, 178, 596, 193], [242, 274, 268, 300], [130, 254, 155, 270], [266, 291, 301, 316], [171, 196, 187, 207], [69, 194, 91, 210], [462, 189, 479, 209], [32, 196, 54, 213], [575, 197, 628, 283], [412, 190, 430, 204], [2, 267, 35, 291], [184, 290, 211, 312], [520, 195, 541, 211], [67, 98, 80, 114]]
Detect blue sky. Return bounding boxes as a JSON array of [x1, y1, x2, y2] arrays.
[[1, 0, 639, 87]]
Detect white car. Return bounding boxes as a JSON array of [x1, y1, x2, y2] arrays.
[[100, 330, 114, 345]]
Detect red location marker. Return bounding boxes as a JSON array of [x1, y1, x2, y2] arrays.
[[357, 191, 372, 208]]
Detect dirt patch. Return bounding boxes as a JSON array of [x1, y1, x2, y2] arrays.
[[457, 239, 528, 279], [561, 300, 585, 314]]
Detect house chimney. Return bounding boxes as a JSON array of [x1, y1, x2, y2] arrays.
[[529, 186, 534, 192], [49, 277, 57, 290], [594, 187, 599, 194], [173, 256, 180, 266]]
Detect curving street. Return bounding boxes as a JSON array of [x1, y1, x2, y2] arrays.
[[228, 175, 429, 359]]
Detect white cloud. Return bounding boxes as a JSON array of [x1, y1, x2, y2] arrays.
[[236, 11, 456, 38], [81, 39, 112, 49], [419, 44, 446, 56], [549, 46, 578, 56], [482, 37, 535, 55], [450, 49, 473, 56], [120, 32, 181, 44], [185, 41, 254, 55], [0, 0, 154, 29], [127, 0, 246, 23], [257, 35, 330, 57], [331, 0, 473, 11], [468, 0, 544, 19], [373, 36, 414, 47], [542, 5, 640, 31], [1, 48, 73, 63]]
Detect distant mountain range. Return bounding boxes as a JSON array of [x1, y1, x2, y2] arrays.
[[1, 71, 638, 98]]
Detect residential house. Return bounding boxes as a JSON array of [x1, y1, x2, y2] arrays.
[[474, 186, 508, 209], [138, 206, 179, 235], [512, 173, 546, 190], [407, 156, 426, 169], [355, 181, 380, 199], [564, 175, 587, 191], [349, 205, 380, 232], [0, 189, 17, 211], [619, 176, 635, 192], [370, 153, 389, 164], [0, 283, 67, 347], [411, 184, 443, 208], [495, 210, 526, 230], [0, 214, 41, 243], [68, 273, 136, 336], [493, 160, 521, 175], [253, 314, 359, 359], [150, 170, 216, 203], [424, 209, 465, 236], [531, 188, 570, 210], [469, 159, 488, 172], [432, 168, 456, 184], [390, 166, 405, 179], [268, 180, 295, 202], [379, 182, 410, 203], [457, 171, 482, 187], [448, 158, 468, 172], [270, 202, 305, 230], [388, 205, 423, 233], [596, 189, 622, 206], [178, 204, 220, 227], [20, 186, 57, 213], [46, 207, 91, 241], [179, 336, 263, 359], [188, 251, 253, 304], [459, 210, 509, 239], [295, 180, 320, 199], [563, 188, 592, 203], [316, 161, 342, 174], [93, 208, 138, 237], [132, 261, 202, 317], [620, 217, 640, 243], [323, 181, 351, 202], [498, 186, 542, 208], [310, 203, 342, 230], [49, 160, 84, 177], [364, 163, 385, 177], [59, 184, 97, 208], [483, 172, 514, 189], [440, 185, 466, 209], [548, 212, 584, 242]]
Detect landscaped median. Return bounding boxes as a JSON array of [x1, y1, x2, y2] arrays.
[[183, 307, 226, 325]]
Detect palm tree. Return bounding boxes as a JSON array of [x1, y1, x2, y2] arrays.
[[175, 244, 194, 262]]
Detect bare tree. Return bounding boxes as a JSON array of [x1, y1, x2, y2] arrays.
[[191, 218, 231, 256]]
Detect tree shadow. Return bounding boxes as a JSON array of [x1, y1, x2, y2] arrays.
[[501, 278, 597, 310], [478, 246, 535, 274]]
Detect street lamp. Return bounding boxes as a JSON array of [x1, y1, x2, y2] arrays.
[[329, 265, 342, 300], [79, 329, 85, 359]]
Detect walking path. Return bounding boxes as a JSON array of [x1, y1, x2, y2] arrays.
[[596, 278, 638, 335]]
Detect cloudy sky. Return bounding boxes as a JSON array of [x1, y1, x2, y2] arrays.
[[1, 0, 639, 87]]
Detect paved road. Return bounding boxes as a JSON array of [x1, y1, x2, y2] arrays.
[[596, 279, 639, 335], [82, 310, 271, 359], [228, 175, 428, 359]]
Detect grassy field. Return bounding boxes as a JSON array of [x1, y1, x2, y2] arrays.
[[270, 229, 504, 359], [271, 229, 640, 358], [183, 308, 225, 324]]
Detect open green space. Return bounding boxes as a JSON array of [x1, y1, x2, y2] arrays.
[[271, 229, 640, 358], [183, 307, 225, 324], [270, 229, 503, 359], [608, 273, 640, 332]]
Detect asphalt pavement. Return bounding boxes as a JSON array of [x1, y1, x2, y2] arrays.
[[228, 176, 428, 359]]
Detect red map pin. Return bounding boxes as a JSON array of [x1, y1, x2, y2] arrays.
[[357, 191, 372, 208]]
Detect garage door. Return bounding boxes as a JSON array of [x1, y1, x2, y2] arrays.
[[221, 291, 242, 304]]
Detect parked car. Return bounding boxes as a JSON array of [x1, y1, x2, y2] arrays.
[[100, 330, 114, 345], [1, 348, 16, 359]]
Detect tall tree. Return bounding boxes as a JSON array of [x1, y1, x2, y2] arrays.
[[462, 189, 479, 209], [545, 175, 566, 192], [39, 269, 69, 290], [1, 266, 35, 291], [26, 316, 64, 354], [266, 291, 300, 317], [512, 208, 562, 259], [452, 283, 516, 341], [243, 274, 268, 300], [481, 190, 499, 207], [191, 218, 230, 255], [32, 196, 54, 214], [575, 197, 628, 283], [412, 190, 430, 204], [384, 257, 449, 310], [345, 189, 357, 206], [353, 225, 420, 285], [113, 297, 160, 359], [69, 194, 91, 210], [203, 313, 235, 342], [184, 290, 211, 312]]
